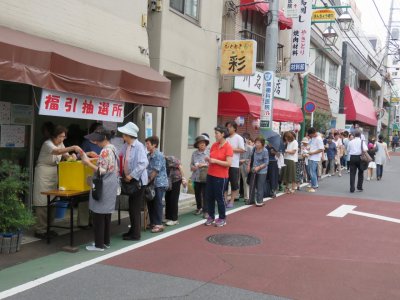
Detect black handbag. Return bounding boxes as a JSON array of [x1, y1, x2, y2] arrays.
[[246, 148, 256, 185], [144, 184, 156, 202], [92, 168, 103, 201], [120, 178, 141, 195]]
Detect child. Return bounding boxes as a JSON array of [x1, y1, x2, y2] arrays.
[[367, 141, 377, 181]]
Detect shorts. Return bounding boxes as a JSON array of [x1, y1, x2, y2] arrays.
[[224, 167, 240, 191]]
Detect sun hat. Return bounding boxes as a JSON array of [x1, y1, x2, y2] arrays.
[[84, 127, 109, 142], [194, 135, 210, 149], [117, 122, 139, 138]]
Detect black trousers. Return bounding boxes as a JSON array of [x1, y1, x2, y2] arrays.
[[194, 182, 207, 211], [349, 155, 364, 192], [165, 180, 182, 221], [128, 188, 145, 239], [93, 212, 111, 249]]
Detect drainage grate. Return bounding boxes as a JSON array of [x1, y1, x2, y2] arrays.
[[206, 234, 261, 247]]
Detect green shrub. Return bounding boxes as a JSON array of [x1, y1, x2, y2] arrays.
[[0, 160, 35, 233]]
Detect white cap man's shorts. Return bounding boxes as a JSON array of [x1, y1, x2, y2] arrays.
[[118, 122, 139, 138]]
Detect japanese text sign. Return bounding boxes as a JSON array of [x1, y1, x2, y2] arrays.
[[312, 9, 336, 22], [290, 0, 312, 73], [286, 0, 301, 18], [221, 40, 257, 76], [39, 89, 124, 122], [234, 71, 289, 100], [260, 71, 275, 129]]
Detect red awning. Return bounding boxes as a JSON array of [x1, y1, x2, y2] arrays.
[[218, 91, 303, 123], [344, 86, 377, 126], [0, 26, 170, 107], [240, 0, 293, 30]]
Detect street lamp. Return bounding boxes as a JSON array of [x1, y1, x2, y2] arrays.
[[322, 25, 338, 46], [337, 11, 353, 31]]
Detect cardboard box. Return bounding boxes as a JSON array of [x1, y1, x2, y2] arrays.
[[58, 161, 95, 191]]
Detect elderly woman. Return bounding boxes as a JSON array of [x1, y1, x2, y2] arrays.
[[33, 125, 82, 239], [81, 127, 119, 251], [204, 125, 233, 227], [145, 136, 169, 233], [281, 131, 298, 194], [247, 136, 269, 207], [191, 135, 210, 217]]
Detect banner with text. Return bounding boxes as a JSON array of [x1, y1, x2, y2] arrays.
[[39, 89, 124, 122], [290, 0, 312, 73], [221, 40, 257, 76], [286, 0, 300, 18], [260, 71, 275, 129]]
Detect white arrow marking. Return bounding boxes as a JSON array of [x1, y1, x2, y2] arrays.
[[327, 205, 400, 224]]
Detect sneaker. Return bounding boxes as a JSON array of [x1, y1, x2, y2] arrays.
[[338, 174, 342, 177], [204, 217, 215, 226], [165, 220, 179, 226], [162, 219, 171, 224], [367, 177, 370, 181], [86, 245, 104, 252], [194, 209, 202, 215], [203, 212, 209, 219], [307, 188, 316, 193], [91, 242, 110, 249], [226, 203, 234, 208], [255, 202, 264, 207], [215, 218, 226, 227]]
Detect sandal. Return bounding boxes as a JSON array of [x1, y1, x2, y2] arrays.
[[151, 225, 164, 233], [284, 188, 291, 194]]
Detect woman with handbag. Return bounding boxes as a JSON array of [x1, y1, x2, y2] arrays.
[[81, 127, 119, 251], [191, 135, 210, 218], [164, 156, 187, 226], [375, 134, 391, 181], [145, 136, 169, 233]]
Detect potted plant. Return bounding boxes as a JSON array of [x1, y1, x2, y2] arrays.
[[0, 160, 35, 254]]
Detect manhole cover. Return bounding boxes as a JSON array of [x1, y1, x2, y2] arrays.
[[206, 234, 261, 247]]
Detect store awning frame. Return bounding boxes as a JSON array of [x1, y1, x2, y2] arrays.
[[218, 91, 304, 123], [239, 0, 293, 30], [0, 26, 170, 107], [344, 86, 378, 126]]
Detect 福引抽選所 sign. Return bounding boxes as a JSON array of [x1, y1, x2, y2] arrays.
[[39, 89, 124, 122]]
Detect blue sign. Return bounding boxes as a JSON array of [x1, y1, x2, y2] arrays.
[[290, 63, 306, 72], [304, 101, 316, 113]]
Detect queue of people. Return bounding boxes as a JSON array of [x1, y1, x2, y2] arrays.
[[31, 119, 393, 251]]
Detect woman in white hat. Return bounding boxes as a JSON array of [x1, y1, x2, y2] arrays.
[[118, 122, 149, 241]]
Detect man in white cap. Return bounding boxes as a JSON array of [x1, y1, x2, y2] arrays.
[[118, 122, 149, 240]]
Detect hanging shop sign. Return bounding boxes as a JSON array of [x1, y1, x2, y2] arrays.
[[234, 71, 289, 99], [289, 0, 312, 72], [221, 40, 257, 76], [286, 0, 301, 18], [312, 9, 336, 23], [391, 97, 400, 103], [39, 89, 124, 122], [260, 71, 274, 129]]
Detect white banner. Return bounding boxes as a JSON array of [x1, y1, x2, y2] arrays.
[[290, 0, 312, 73], [286, 0, 301, 18], [39, 89, 124, 122], [234, 71, 289, 99], [260, 71, 275, 129]]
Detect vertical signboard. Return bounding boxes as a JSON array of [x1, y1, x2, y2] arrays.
[[290, 0, 312, 72], [260, 71, 274, 130], [286, 0, 300, 18], [220, 40, 257, 76]]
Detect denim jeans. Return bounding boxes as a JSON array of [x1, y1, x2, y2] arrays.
[[147, 187, 165, 226], [308, 160, 319, 188], [376, 164, 383, 178], [206, 175, 227, 220]]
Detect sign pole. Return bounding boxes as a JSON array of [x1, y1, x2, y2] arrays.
[[311, 111, 314, 127]]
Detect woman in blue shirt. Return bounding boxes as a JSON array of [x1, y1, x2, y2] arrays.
[[145, 136, 169, 233], [248, 136, 269, 207]]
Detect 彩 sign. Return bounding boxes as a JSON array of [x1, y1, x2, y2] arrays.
[[221, 40, 257, 76]]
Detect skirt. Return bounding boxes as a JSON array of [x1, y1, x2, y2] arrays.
[[368, 161, 376, 169], [281, 159, 296, 184]]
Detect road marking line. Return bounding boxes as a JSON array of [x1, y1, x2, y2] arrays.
[[0, 194, 280, 299], [328, 204, 400, 224]]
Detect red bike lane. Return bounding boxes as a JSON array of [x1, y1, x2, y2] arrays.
[[103, 193, 400, 300]]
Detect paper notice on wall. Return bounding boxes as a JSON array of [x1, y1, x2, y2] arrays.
[[0, 125, 25, 147], [11, 104, 33, 125], [0, 101, 11, 124], [145, 112, 152, 138]]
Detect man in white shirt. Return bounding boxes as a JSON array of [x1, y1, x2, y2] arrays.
[[347, 130, 368, 193], [225, 122, 245, 207], [306, 127, 324, 192]]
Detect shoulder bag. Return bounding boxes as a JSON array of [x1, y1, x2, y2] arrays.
[[92, 167, 103, 201], [360, 141, 372, 163]]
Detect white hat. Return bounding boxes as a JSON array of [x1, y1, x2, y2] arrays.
[[118, 122, 139, 138]]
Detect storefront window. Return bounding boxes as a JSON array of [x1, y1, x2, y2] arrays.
[[188, 117, 199, 147]]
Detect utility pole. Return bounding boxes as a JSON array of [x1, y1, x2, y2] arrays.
[[260, 0, 279, 137], [377, 0, 394, 135]]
